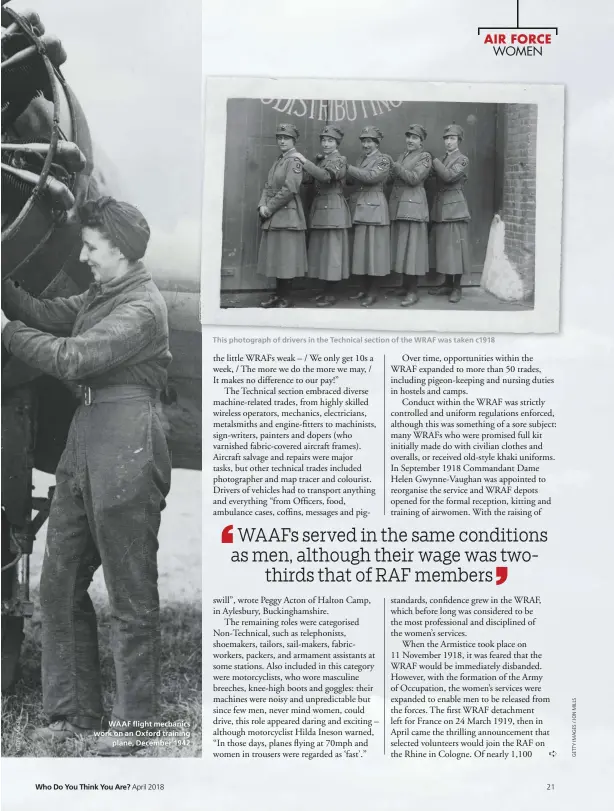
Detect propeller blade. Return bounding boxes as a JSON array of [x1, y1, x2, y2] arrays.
[[1, 33, 66, 70], [1, 9, 44, 38]]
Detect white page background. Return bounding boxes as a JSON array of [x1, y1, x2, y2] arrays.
[[2, 1, 613, 810]]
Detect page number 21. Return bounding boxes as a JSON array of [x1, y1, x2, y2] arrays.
[[547, 784, 555, 791]]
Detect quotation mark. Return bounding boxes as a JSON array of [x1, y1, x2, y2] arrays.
[[495, 566, 508, 585], [221, 525, 234, 544]]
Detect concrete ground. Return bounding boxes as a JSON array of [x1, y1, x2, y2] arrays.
[[221, 285, 532, 312]]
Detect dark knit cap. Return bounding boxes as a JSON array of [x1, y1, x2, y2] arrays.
[[79, 196, 150, 260]]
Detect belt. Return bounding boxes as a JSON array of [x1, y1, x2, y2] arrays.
[[77, 384, 159, 406]]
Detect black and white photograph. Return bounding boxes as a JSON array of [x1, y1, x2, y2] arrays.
[[203, 78, 563, 333], [1, 0, 202, 758]]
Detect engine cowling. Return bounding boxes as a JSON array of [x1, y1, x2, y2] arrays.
[[2, 6, 202, 475], [2, 5, 104, 294]]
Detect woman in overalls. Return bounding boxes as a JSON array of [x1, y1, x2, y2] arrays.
[[1, 197, 171, 756]]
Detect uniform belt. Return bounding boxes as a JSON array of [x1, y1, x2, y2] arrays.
[[77, 384, 159, 406]]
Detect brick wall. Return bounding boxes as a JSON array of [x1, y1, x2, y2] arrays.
[[500, 104, 538, 297]]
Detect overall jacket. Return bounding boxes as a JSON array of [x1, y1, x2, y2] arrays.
[[258, 147, 307, 231], [430, 149, 471, 222], [388, 149, 432, 222], [346, 150, 391, 225], [1, 263, 172, 388], [302, 151, 351, 229]]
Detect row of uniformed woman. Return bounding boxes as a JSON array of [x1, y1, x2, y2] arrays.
[[257, 121, 471, 308]]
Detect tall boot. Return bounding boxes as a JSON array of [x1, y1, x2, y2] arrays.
[[261, 278, 293, 308], [349, 275, 370, 302], [359, 276, 377, 307], [400, 275, 419, 307], [276, 278, 293, 308], [429, 274, 453, 296], [316, 280, 337, 307], [449, 275, 462, 304], [393, 274, 409, 297]]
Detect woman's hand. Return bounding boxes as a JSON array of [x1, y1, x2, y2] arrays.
[[293, 152, 306, 164], [260, 206, 271, 219]]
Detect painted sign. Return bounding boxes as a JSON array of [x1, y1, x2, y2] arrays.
[[261, 99, 404, 122]]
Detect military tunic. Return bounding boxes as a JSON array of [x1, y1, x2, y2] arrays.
[[346, 150, 391, 277], [389, 149, 432, 276], [430, 148, 471, 276], [257, 147, 308, 280], [302, 151, 351, 282]]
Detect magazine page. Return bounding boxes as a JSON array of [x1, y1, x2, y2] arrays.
[[200, 2, 612, 809], [2, 0, 613, 810]]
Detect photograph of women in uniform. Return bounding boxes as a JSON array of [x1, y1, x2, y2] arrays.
[[257, 122, 307, 309], [209, 84, 563, 334], [428, 123, 472, 303], [346, 126, 392, 307], [388, 124, 431, 306], [294, 125, 351, 307]]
